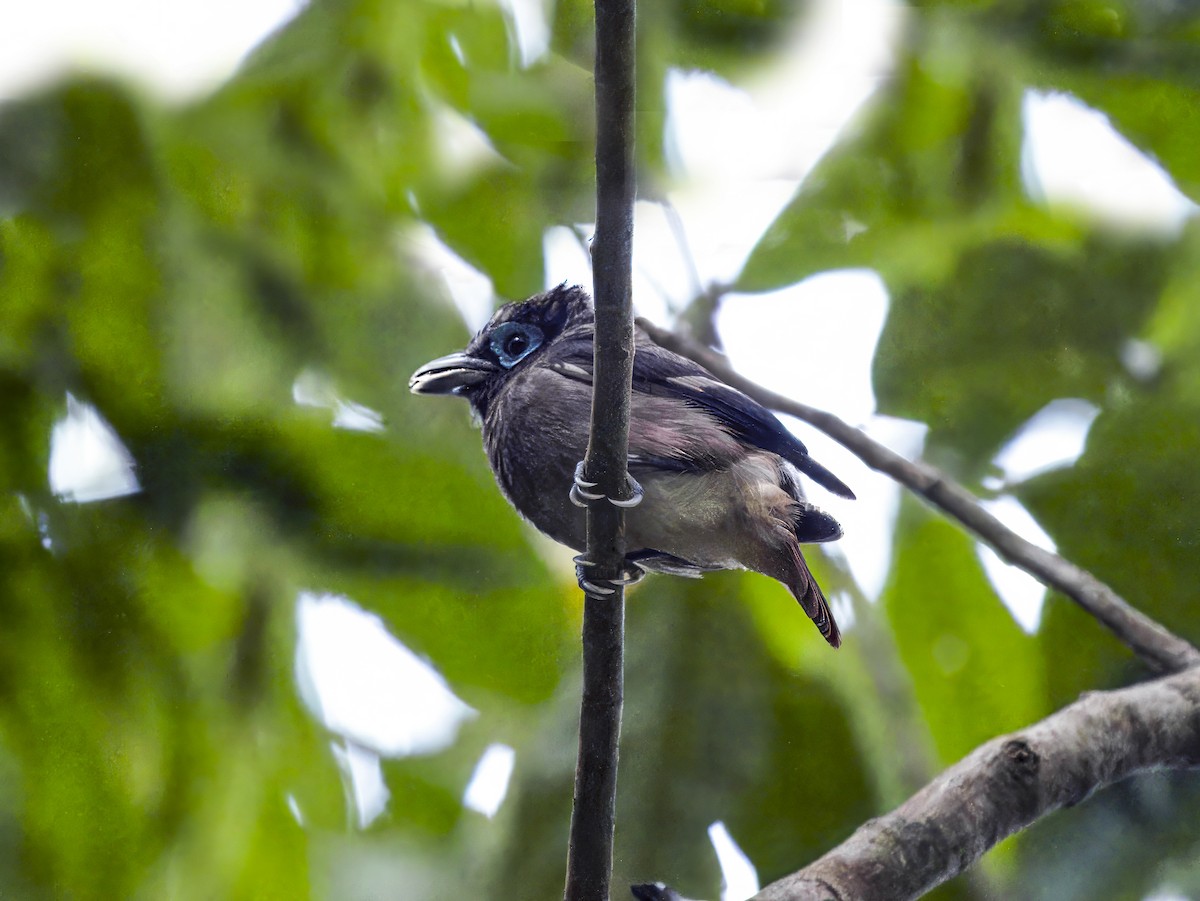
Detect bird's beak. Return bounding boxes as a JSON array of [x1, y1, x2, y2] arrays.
[[409, 352, 499, 395]]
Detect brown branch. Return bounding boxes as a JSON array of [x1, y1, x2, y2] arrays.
[[630, 667, 1200, 901], [636, 319, 1200, 675], [752, 665, 1200, 900], [564, 0, 637, 900]]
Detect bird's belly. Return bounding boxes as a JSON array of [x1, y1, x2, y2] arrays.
[[497, 461, 744, 567], [625, 470, 746, 569]]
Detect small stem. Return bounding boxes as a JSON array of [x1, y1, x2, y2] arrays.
[[564, 0, 637, 899]]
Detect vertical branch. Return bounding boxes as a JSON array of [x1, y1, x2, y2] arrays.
[[564, 1, 636, 900]]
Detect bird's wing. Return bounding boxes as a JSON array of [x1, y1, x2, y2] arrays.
[[544, 334, 855, 499], [625, 549, 722, 578]]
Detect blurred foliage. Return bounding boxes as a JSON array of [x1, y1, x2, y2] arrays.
[[1, 0, 1199, 899], [742, 2, 1200, 897]]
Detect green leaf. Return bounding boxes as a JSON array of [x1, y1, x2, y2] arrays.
[[1023, 387, 1200, 702], [883, 501, 1046, 765], [874, 235, 1167, 467], [480, 574, 875, 899], [739, 25, 1033, 294]]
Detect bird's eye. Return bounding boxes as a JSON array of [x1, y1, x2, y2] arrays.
[[504, 333, 528, 357], [489, 322, 544, 369]]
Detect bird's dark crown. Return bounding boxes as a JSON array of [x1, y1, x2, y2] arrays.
[[462, 283, 594, 413], [466, 283, 592, 358]]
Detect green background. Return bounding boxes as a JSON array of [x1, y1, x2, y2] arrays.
[[2, 0, 1199, 897]]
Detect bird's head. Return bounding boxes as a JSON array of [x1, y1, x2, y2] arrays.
[[409, 283, 593, 415]]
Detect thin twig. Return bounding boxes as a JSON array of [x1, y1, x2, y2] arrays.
[[679, 281, 730, 351], [832, 571, 1000, 899], [637, 319, 1200, 675], [659, 199, 703, 303], [840, 577, 941, 805], [653, 197, 729, 348], [564, 1, 637, 900]]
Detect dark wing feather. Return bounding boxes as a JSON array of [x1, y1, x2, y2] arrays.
[[545, 333, 855, 499], [790, 561, 842, 648], [633, 342, 855, 499], [625, 549, 722, 578]]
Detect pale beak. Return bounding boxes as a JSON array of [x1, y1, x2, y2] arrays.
[[409, 352, 498, 395]]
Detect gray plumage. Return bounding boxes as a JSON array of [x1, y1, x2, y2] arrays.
[[409, 284, 853, 647]]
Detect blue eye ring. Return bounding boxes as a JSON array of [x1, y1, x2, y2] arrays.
[[490, 322, 544, 369]]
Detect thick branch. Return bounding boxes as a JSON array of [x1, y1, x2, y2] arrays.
[[637, 320, 1200, 675], [753, 665, 1200, 900], [564, 2, 636, 900]]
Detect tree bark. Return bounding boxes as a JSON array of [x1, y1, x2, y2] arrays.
[[753, 666, 1200, 900]]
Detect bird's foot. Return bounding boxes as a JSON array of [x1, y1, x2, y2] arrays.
[[569, 461, 644, 509], [573, 554, 646, 596], [569, 461, 604, 506]]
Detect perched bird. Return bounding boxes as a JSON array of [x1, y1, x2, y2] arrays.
[[409, 285, 854, 646]]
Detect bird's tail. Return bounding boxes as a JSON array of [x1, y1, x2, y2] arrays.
[[791, 502, 843, 544], [786, 545, 842, 648], [782, 504, 842, 647]]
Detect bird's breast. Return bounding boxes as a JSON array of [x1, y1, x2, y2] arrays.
[[483, 373, 591, 550]]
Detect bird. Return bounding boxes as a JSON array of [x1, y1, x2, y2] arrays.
[[409, 284, 854, 647]]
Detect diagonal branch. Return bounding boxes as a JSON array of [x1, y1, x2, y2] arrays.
[[564, 1, 637, 900], [631, 666, 1200, 901], [752, 664, 1200, 900], [636, 319, 1200, 675]]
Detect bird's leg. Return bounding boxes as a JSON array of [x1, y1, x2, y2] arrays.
[[569, 461, 645, 593], [569, 460, 644, 508], [573, 554, 646, 596]]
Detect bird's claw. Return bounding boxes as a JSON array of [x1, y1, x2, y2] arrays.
[[572, 461, 599, 489], [609, 474, 643, 508], [569, 461, 644, 509], [574, 555, 647, 595], [578, 576, 616, 596], [570, 461, 605, 507]]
